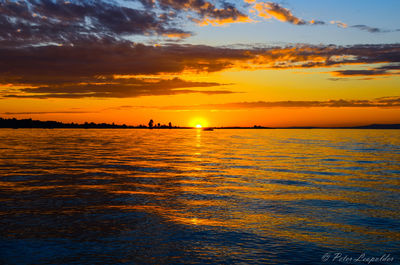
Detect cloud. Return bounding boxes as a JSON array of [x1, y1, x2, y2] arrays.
[[378, 63, 400, 70], [1, 42, 400, 99], [252, 2, 306, 25], [2, 76, 234, 99], [330, 21, 348, 28], [248, 2, 330, 27], [194, 15, 253, 26], [254, 44, 400, 71], [144, 97, 400, 110], [0, 0, 392, 51], [331, 64, 400, 78], [2, 111, 95, 115], [309, 20, 325, 25], [332, 69, 390, 77], [351, 25, 386, 33], [7, 96, 400, 115], [0, 0, 258, 47], [2, 1, 398, 100], [327, 78, 351, 82], [0, 41, 252, 78], [0, 0, 193, 47], [247, 1, 390, 34], [158, 0, 252, 25], [162, 32, 193, 38]]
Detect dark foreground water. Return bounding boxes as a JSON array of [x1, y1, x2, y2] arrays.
[[0, 129, 399, 265]]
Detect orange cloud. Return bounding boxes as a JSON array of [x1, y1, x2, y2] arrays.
[[195, 14, 254, 26], [331, 21, 348, 28], [162, 32, 193, 39], [252, 2, 306, 25]]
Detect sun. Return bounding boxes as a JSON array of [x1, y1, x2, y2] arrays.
[[190, 117, 209, 128]]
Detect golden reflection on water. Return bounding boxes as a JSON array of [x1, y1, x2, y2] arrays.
[[0, 129, 399, 257]]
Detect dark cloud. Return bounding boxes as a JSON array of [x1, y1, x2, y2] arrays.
[[377, 63, 400, 70], [2, 42, 400, 76], [0, 0, 250, 48], [330, 22, 392, 33], [331, 63, 400, 78], [0, 0, 191, 47], [331, 22, 392, 33], [147, 97, 400, 110], [332, 69, 390, 77], [137, 0, 156, 8], [2, 76, 234, 99], [158, 0, 250, 25], [327, 78, 351, 82], [0, 42, 251, 84], [0, 0, 393, 51], [0, 41, 246, 99], [1, 42, 400, 98], [258, 44, 400, 72], [351, 25, 387, 33]]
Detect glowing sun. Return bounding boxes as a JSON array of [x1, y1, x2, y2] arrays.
[[190, 117, 208, 128]]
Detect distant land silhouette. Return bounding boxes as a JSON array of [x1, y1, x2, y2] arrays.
[[1, 117, 400, 129], [0, 117, 180, 129]]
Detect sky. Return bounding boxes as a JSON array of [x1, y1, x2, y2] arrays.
[[0, 0, 399, 127]]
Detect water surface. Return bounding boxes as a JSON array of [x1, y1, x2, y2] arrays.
[[0, 129, 399, 264]]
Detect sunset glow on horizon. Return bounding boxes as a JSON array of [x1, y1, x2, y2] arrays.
[[0, 0, 399, 127], [190, 117, 209, 128]]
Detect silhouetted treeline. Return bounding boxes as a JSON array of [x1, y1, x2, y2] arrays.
[[352, 124, 400, 129], [147, 119, 174, 129], [0, 118, 131, 128], [0, 117, 182, 129]]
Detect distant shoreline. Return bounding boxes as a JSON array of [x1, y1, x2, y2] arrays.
[[1, 117, 400, 129]]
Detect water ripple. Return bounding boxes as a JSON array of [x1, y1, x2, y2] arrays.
[[0, 129, 399, 264]]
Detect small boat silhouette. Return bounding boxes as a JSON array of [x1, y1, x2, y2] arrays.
[[202, 127, 214, 131]]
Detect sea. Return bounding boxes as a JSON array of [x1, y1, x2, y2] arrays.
[[0, 129, 399, 265]]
